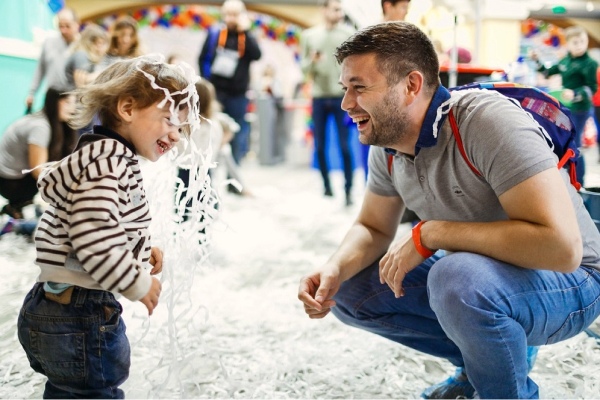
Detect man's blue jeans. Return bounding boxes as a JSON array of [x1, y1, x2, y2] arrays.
[[18, 283, 130, 399], [332, 252, 600, 398]]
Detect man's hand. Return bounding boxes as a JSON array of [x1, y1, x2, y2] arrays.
[[378, 231, 426, 298], [139, 276, 161, 316], [149, 247, 163, 275], [298, 267, 340, 319]]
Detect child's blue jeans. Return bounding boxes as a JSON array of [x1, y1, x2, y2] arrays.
[[18, 283, 130, 399], [331, 252, 600, 399]]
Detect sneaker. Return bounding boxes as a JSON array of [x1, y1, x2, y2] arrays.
[[0, 218, 15, 236], [421, 367, 475, 399], [421, 346, 539, 399], [324, 187, 333, 197]]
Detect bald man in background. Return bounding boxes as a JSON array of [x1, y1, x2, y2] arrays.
[[26, 7, 80, 110]]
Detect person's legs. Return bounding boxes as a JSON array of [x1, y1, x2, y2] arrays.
[[332, 253, 465, 366], [18, 284, 131, 399], [311, 97, 331, 195], [218, 93, 249, 165], [331, 98, 354, 202], [0, 175, 38, 219], [571, 109, 592, 186], [428, 252, 600, 399]]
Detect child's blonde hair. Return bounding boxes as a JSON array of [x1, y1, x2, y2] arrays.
[[564, 26, 587, 42], [70, 55, 198, 137], [72, 23, 109, 63]]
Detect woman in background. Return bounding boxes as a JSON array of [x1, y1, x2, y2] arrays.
[[103, 16, 144, 65], [0, 88, 76, 220]]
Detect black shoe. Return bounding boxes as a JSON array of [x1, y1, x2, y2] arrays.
[[345, 193, 353, 206], [324, 187, 333, 197]]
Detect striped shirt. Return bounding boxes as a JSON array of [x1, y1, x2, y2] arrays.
[[34, 127, 153, 301]]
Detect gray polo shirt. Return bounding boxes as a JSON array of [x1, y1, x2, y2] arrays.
[[368, 88, 600, 269]]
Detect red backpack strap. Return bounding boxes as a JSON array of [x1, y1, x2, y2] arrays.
[[448, 109, 482, 177], [387, 153, 394, 176]]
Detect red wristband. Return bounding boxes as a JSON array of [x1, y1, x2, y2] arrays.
[[412, 220, 435, 258]]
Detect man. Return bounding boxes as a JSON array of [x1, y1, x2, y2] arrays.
[[298, 22, 600, 399], [26, 7, 80, 110], [198, 0, 261, 166], [382, 0, 410, 21], [300, 0, 355, 205]]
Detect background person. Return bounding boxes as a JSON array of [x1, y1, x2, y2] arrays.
[[64, 23, 109, 90], [381, 0, 410, 21], [102, 15, 144, 66], [0, 87, 76, 220], [198, 0, 261, 167], [534, 26, 598, 187], [25, 7, 80, 112], [300, 0, 355, 206], [298, 22, 600, 399]]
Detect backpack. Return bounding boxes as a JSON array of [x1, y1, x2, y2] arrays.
[[200, 26, 220, 79], [387, 82, 581, 190]]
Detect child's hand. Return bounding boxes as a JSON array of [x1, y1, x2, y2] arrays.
[[149, 247, 163, 275], [139, 277, 161, 316], [561, 89, 575, 102]]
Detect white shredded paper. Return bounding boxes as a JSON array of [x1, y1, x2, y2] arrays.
[[0, 160, 599, 398]]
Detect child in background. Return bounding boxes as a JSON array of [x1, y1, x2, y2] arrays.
[[17, 55, 198, 398], [534, 26, 598, 186]]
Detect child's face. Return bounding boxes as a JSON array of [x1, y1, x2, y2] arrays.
[[567, 33, 588, 58], [123, 101, 184, 162], [58, 94, 75, 122]]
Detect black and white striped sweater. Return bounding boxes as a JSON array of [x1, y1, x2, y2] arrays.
[[34, 126, 153, 301]]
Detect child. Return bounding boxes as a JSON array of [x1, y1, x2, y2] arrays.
[[534, 26, 598, 186], [17, 55, 199, 398]]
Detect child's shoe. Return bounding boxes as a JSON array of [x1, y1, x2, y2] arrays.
[[0, 218, 15, 236]]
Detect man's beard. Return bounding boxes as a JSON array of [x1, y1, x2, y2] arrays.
[[361, 90, 408, 148]]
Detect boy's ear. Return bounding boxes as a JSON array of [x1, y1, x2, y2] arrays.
[[117, 96, 135, 122]]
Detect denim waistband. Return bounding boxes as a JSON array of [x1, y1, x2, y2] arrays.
[[38, 282, 114, 306]]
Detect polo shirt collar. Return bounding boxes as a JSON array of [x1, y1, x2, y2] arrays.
[[385, 85, 451, 156]]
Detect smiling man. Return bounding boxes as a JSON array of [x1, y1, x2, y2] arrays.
[[297, 22, 600, 399]]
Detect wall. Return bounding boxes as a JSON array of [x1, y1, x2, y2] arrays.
[[0, 0, 54, 135]]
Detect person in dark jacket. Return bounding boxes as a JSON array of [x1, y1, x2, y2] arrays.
[[198, 0, 261, 165]]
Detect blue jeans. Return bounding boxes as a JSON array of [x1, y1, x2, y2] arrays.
[[332, 252, 600, 398], [312, 97, 353, 193], [217, 92, 250, 165], [18, 283, 130, 399], [571, 108, 593, 187]]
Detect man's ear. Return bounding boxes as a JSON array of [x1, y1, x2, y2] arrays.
[[404, 71, 424, 103], [117, 96, 135, 122]]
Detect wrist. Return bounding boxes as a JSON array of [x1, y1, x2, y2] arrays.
[[412, 220, 436, 258]]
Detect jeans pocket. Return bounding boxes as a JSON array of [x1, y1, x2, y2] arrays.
[[547, 295, 600, 345], [30, 331, 85, 382]]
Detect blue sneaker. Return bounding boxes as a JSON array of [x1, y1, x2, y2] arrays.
[[421, 346, 539, 399], [421, 367, 475, 399], [0, 218, 15, 236]]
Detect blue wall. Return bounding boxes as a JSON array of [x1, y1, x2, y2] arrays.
[[0, 0, 55, 134]]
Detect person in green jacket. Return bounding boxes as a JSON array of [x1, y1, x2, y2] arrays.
[[535, 26, 598, 186]]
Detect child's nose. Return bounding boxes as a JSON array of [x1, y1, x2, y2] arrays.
[[169, 128, 181, 143]]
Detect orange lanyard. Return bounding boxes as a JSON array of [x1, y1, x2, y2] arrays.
[[217, 28, 245, 58]]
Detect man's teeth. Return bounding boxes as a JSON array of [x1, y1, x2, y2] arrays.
[[352, 116, 369, 123]]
